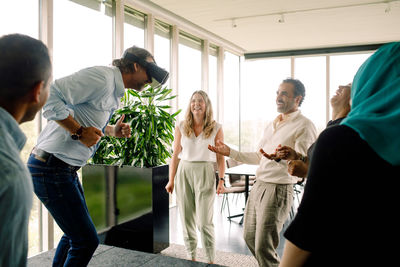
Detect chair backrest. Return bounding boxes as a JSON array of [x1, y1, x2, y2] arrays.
[[226, 159, 243, 184], [226, 158, 242, 168]]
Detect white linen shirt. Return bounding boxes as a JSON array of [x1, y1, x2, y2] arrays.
[[178, 121, 221, 162], [229, 110, 317, 184], [36, 66, 125, 166]]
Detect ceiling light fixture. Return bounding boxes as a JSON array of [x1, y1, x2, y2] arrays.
[[278, 14, 285, 23], [214, 0, 399, 24], [232, 18, 237, 28], [385, 2, 391, 12]]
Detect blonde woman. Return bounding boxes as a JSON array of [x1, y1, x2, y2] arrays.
[[165, 90, 225, 263]]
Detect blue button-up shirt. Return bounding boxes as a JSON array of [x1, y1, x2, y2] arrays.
[[0, 107, 33, 267], [36, 66, 125, 166]]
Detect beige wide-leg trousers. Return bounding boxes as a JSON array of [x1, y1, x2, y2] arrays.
[[175, 160, 216, 262], [243, 181, 293, 267]]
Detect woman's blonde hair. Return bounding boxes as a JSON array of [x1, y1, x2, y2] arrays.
[[183, 90, 216, 138]]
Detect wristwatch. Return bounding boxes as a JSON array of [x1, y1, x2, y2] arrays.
[[71, 126, 84, 140], [298, 153, 307, 163]]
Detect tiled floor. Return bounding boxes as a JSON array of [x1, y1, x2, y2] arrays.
[[29, 187, 301, 267], [169, 191, 297, 258]]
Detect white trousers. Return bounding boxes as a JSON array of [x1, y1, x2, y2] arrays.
[[175, 160, 216, 262]]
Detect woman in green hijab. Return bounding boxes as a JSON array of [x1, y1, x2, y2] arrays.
[[341, 42, 400, 165], [280, 42, 400, 267]]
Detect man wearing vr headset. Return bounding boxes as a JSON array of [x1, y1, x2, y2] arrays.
[[27, 46, 168, 267]]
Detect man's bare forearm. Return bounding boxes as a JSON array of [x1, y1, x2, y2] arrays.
[[56, 115, 82, 134], [104, 125, 114, 136]]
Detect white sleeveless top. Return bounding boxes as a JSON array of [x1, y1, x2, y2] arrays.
[[178, 120, 221, 162]]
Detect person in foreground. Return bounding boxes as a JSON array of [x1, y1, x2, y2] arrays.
[[165, 90, 225, 264], [0, 34, 52, 267], [27, 46, 168, 266], [209, 78, 317, 267], [279, 42, 400, 267], [268, 82, 352, 179]]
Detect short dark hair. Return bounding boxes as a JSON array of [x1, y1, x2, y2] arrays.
[[112, 46, 154, 74], [282, 78, 305, 106], [0, 34, 52, 101]]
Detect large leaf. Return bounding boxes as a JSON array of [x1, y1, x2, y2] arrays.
[[90, 85, 181, 168]]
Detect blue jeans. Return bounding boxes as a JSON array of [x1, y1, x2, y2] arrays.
[[27, 154, 99, 267]]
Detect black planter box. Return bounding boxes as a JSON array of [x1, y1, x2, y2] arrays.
[[82, 164, 169, 253]]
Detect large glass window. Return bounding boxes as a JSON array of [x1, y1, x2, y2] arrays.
[[154, 20, 171, 88], [20, 119, 41, 257], [294, 56, 326, 133], [0, 0, 39, 38], [52, 0, 113, 245], [1, 0, 41, 257], [241, 52, 374, 150], [223, 52, 240, 150], [330, 53, 373, 117], [208, 45, 218, 117], [53, 0, 113, 79], [124, 6, 145, 51], [241, 58, 291, 151], [178, 32, 202, 115]]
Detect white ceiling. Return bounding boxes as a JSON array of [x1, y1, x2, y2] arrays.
[[149, 0, 400, 53]]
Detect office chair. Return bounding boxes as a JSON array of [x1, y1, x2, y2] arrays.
[[225, 158, 256, 187]]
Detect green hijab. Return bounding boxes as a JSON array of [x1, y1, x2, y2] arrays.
[[342, 42, 400, 165]]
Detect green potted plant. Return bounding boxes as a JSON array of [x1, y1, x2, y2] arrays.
[[82, 85, 180, 253], [91, 85, 180, 167]]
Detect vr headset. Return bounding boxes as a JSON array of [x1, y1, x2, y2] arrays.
[[122, 51, 169, 89]]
